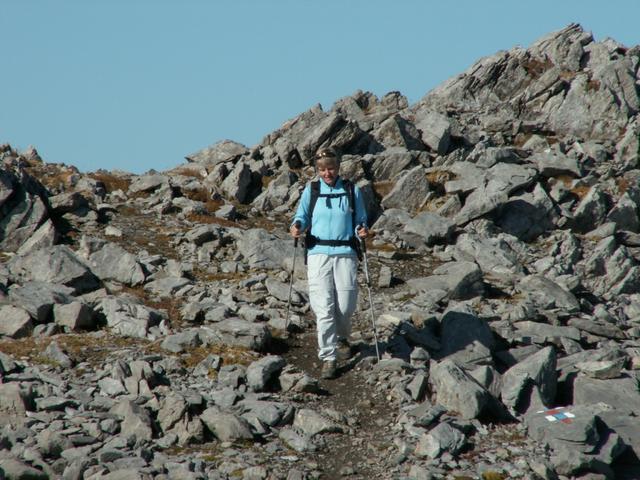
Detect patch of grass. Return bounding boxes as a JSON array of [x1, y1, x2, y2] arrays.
[[89, 172, 131, 193], [181, 344, 258, 369], [173, 167, 205, 178], [185, 213, 238, 228], [553, 174, 591, 201], [559, 70, 578, 82], [0, 332, 258, 373], [261, 175, 274, 189], [426, 170, 456, 196], [586, 78, 601, 92], [183, 188, 226, 214], [0, 334, 156, 368], [372, 180, 395, 199], [165, 442, 221, 459], [482, 472, 506, 480], [36, 170, 76, 191], [617, 177, 630, 194], [570, 184, 591, 200], [193, 269, 248, 282], [522, 56, 554, 78], [121, 285, 184, 327]]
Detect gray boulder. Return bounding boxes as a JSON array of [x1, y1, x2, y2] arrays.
[[606, 191, 639, 232], [143, 276, 192, 298], [87, 242, 146, 286], [96, 296, 164, 339], [370, 152, 417, 181], [518, 275, 581, 312], [0, 191, 48, 253], [501, 346, 557, 415], [453, 233, 524, 285], [0, 458, 48, 480], [8, 281, 74, 323], [16, 219, 57, 256], [220, 158, 252, 203], [293, 408, 343, 437], [53, 301, 95, 331], [371, 114, 425, 151], [572, 186, 609, 233], [246, 355, 287, 392], [0, 382, 33, 413], [380, 166, 430, 212], [8, 245, 100, 294], [495, 183, 557, 241], [573, 373, 640, 414], [128, 173, 169, 194], [0, 305, 33, 338], [403, 211, 455, 246], [414, 110, 451, 154], [437, 305, 495, 367], [530, 150, 582, 177], [109, 399, 154, 445], [430, 359, 492, 419], [414, 422, 466, 458], [186, 139, 248, 166], [200, 408, 254, 442], [234, 228, 290, 270], [202, 318, 271, 351], [407, 261, 484, 300]]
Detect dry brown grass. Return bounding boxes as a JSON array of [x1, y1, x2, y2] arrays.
[[554, 174, 591, 200], [421, 195, 451, 212], [89, 172, 131, 193], [181, 344, 258, 368], [570, 185, 591, 200], [121, 285, 184, 326], [522, 57, 554, 78], [426, 170, 456, 186], [559, 70, 578, 82], [0, 334, 155, 367], [261, 175, 274, 189], [372, 180, 395, 199], [185, 213, 238, 228], [36, 170, 76, 191], [193, 270, 248, 282], [587, 79, 601, 92], [174, 167, 205, 178], [0, 332, 258, 371], [618, 177, 631, 194]]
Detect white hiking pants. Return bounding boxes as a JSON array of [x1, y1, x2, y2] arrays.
[[307, 254, 358, 361]]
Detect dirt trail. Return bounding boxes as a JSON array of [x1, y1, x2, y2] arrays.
[[283, 319, 399, 479]]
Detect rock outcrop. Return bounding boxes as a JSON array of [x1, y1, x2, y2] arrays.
[[1, 23, 640, 479]]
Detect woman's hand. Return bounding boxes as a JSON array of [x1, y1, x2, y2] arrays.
[[290, 222, 303, 239], [356, 225, 369, 239]]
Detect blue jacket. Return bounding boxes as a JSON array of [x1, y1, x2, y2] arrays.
[[292, 177, 368, 257]]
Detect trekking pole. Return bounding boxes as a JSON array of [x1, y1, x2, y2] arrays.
[[358, 229, 381, 362], [284, 222, 301, 334]]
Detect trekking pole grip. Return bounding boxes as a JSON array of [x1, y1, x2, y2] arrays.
[[293, 221, 301, 248]]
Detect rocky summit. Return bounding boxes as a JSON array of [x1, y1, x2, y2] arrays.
[[1, 23, 640, 480]]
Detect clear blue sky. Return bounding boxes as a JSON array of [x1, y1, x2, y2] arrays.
[[1, 1, 638, 174]]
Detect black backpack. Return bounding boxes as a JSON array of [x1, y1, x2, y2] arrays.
[[303, 179, 362, 261]]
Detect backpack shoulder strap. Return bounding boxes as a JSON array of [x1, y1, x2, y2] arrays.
[[343, 179, 356, 231], [309, 180, 321, 215], [308, 180, 321, 222]]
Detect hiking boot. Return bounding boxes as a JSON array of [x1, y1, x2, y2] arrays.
[[336, 339, 353, 361], [321, 360, 337, 379]]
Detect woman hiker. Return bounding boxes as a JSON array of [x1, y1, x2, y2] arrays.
[[289, 147, 369, 379]]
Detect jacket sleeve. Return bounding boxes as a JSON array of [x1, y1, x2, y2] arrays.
[[292, 184, 312, 230], [354, 185, 368, 229]]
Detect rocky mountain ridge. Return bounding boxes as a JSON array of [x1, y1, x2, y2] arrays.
[[1, 23, 640, 479]]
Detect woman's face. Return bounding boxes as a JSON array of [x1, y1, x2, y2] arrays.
[[316, 158, 339, 186]]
